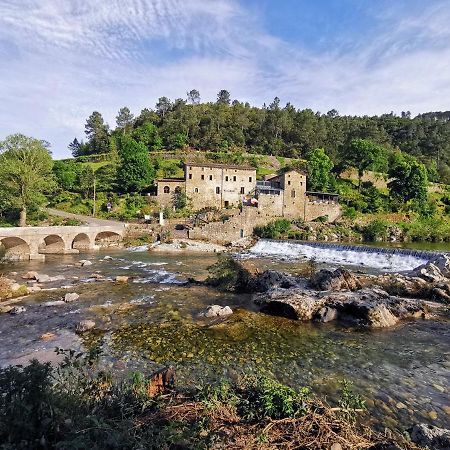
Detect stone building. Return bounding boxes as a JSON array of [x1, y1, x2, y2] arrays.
[[154, 162, 340, 224]]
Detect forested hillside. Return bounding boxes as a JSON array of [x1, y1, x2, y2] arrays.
[[70, 90, 450, 183]]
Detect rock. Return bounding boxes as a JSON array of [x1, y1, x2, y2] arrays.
[[27, 285, 41, 293], [35, 274, 51, 283], [410, 423, 450, 449], [9, 306, 26, 315], [79, 260, 93, 267], [40, 332, 56, 341], [310, 268, 361, 291], [63, 292, 79, 303], [252, 270, 299, 292], [75, 319, 95, 333], [43, 300, 66, 307], [147, 367, 176, 396], [315, 306, 338, 323], [115, 276, 129, 283], [431, 287, 450, 303], [410, 255, 450, 282], [330, 444, 342, 450], [202, 305, 233, 318], [22, 271, 38, 280], [103, 255, 113, 260]]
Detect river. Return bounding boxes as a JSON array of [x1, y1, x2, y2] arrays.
[[0, 242, 449, 433]]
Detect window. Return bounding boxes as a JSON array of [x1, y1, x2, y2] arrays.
[[249, 177, 252, 182], [291, 189, 296, 198], [216, 187, 220, 194], [189, 174, 192, 179], [194, 188, 199, 193], [300, 182, 303, 186], [288, 180, 291, 185], [175, 186, 181, 194], [201, 175, 204, 180], [240, 187, 245, 194], [224, 201, 229, 207], [209, 175, 213, 180], [225, 176, 229, 181], [233, 176, 236, 181], [163, 186, 170, 194]]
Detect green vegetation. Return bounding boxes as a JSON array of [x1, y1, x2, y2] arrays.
[[0, 134, 55, 226], [306, 147, 334, 191], [254, 219, 291, 239], [0, 349, 416, 449], [205, 254, 252, 292]]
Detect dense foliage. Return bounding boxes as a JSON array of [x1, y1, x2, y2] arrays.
[[70, 91, 450, 184]]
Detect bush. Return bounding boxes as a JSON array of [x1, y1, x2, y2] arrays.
[[361, 219, 389, 241], [206, 254, 252, 292], [254, 219, 291, 239], [342, 206, 357, 220]]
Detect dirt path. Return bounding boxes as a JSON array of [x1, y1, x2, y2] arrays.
[[45, 208, 125, 227]]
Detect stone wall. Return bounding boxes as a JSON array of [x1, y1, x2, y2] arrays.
[[188, 206, 274, 244], [304, 201, 341, 222], [155, 179, 185, 208]]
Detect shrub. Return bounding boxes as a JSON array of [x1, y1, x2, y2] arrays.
[[254, 219, 291, 239], [206, 254, 252, 292], [361, 219, 389, 242]]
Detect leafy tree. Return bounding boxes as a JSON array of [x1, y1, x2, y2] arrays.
[[155, 97, 172, 118], [187, 89, 200, 104], [0, 134, 55, 226], [84, 111, 110, 154], [388, 154, 428, 204], [132, 122, 162, 151], [53, 160, 79, 191], [116, 107, 134, 132], [341, 139, 388, 189], [116, 135, 155, 192], [217, 90, 231, 105], [306, 148, 334, 191]]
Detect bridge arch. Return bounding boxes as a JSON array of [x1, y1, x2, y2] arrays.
[[38, 234, 65, 254], [0, 237, 31, 261], [72, 233, 91, 251], [95, 231, 122, 247]]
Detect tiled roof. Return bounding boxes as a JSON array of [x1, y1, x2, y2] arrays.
[[184, 162, 255, 170]]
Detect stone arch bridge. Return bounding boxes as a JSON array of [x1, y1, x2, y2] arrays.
[[0, 224, 127, 261]]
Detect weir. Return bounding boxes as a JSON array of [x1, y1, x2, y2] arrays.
[[263, 239, 448, 260]]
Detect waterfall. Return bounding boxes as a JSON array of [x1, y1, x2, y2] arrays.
[[248, 239, 440, 272]]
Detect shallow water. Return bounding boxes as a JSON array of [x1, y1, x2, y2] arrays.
[[0, 248, 449, 432]]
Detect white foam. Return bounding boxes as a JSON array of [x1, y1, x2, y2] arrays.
[[127, 245, 149, 252], [248, 240, 428, 272]]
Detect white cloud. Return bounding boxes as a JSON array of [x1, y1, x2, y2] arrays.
[[0, 0, 449, 157]]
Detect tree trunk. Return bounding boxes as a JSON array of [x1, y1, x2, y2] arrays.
[[19, 207, 26, 227]]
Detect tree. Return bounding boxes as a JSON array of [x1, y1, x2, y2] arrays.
[[388, 154, 428, 204], [155, 97, 172, 118], [216, 90, 231, 105], [0, 134, 55, 226], [307, 148, 334, 191], [187, 89, 200, 105], [116, 135, 155, 192], [341, 139, 388, 190], [84, 111, 110, 154], [116, 107, 134, 132], [132, 123, 162, 151]]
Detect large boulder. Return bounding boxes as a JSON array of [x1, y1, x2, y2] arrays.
[[410, 255, 450, 282], [252, 270, 299, 292], [63, 292, 79, 303], [310, 268, 361, 291], [409, 423, 450, 449]]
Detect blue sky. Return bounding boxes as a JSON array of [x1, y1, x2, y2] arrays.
[[0, 0, 449, 158]]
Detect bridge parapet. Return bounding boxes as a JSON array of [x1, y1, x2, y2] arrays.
[[0, 224, 127, 261]]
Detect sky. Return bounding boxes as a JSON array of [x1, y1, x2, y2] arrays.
[[0, 0, 449, 158]]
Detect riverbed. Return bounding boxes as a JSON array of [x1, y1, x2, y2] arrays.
[[0, 245, 449, 433]]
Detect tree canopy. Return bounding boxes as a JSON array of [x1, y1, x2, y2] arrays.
[[0, 134, 55, 226], [307, 148, 334, 192]]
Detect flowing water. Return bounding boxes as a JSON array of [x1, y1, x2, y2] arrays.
[[0, 242, 449, 432]]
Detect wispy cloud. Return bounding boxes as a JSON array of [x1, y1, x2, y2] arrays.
[[0, 0, 449, 157]]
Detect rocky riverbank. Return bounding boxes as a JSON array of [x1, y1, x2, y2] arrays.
[[206, 254, 450, 329]]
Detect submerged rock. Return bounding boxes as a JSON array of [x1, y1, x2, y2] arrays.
[[201, 305, 233, 318], [9, 306, 26, 315], [410, 423, 450, 449], [115, 276, 129, 283], [75, 320, 95, 333], [310, 268, 361, 291], [22, 271, 38, 280], [63, 292, 79, 303]]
